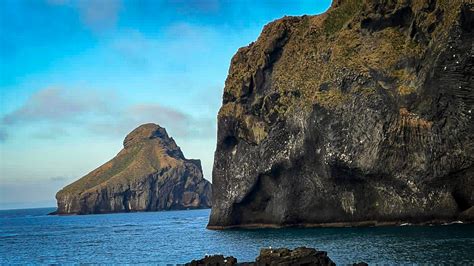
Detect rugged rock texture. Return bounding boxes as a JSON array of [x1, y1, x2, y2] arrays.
[[186, 247, 340, 266], [187, 255, 238, 266], [55, 123, 211, 214], [209, 0, 473, 229], [254, 247, 336, 266]]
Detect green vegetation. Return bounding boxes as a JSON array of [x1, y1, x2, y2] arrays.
[[217, 0, 466, 147], [322, 0, 364, 35], [60, 145, 142, 194], [313, 89, 350, 108]]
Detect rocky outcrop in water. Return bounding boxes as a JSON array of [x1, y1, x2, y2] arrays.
[[209, 0, 473, 229], [186, 247, 341, 266], [55, 123, 211, 214]]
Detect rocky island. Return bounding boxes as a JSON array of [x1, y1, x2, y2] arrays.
[[54, 123, 212, 215], [208, 0, 473, 229]]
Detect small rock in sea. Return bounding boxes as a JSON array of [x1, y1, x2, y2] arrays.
[[185, 255, 237, 266], [185, 247, 366, 266], [256, 247, 335, 266]]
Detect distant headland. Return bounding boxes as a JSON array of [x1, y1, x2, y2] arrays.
[[53, 123, 211, 215]]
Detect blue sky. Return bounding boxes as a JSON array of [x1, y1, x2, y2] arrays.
[[0, 0, 331, 209]]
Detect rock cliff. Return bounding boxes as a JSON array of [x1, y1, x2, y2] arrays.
[[55, 123, 211, 214], [209, 0, 473, 229]]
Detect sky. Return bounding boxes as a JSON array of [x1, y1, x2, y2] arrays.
[[0, 0, 332, 209]]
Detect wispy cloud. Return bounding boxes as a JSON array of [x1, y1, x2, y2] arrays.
[[78, 0, 121, 32], [47, 0, 122, 33], [130, 103, 188, 124], [2, 87, 112, 125], [49, 176, 72, 182], [1, 87, 214, 142], [86, 102, 193, 138]]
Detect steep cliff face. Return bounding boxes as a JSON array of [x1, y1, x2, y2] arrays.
[[209, 0, 473, 228], [55, 123, 211, 214]]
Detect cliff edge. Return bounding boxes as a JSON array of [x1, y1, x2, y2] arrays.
[[209, 0, 473, 228]]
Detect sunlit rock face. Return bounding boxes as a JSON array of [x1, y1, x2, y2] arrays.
[[209, 0, 473, 229], [55, 123, 212, 214]]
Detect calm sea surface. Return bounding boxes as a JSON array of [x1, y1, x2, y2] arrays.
[[0, 208, 473, 264]]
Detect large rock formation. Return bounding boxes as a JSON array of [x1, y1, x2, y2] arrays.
[[209, 0, 473, 228], [55, 123, 211, 214]]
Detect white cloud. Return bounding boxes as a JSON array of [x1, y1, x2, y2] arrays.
[[1, 87, 214, 141], [2, 87, 113, 125]]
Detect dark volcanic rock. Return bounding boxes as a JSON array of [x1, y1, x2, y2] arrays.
[[186, 255, 238, 266], [55, 123, 211, 215], [186, 247, 337, 266], [209, 0, 473, 229], [255, 247, 335, 266]]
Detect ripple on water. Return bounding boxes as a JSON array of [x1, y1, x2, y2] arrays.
[[0, 208, 473, 264]]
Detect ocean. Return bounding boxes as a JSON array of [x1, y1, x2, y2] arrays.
[[0, 208, 473, 264]]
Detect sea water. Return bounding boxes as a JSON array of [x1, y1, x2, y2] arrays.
[[0, 208, 473, 264]]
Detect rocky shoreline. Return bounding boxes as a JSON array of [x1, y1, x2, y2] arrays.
[[185, 247, 367, 266], [207, 220, 469, 230]]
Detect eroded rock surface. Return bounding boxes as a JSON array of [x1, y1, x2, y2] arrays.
[[185, 247, 338, 266], [209, 0, 473, 229], [55, 123, 211, 214]]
